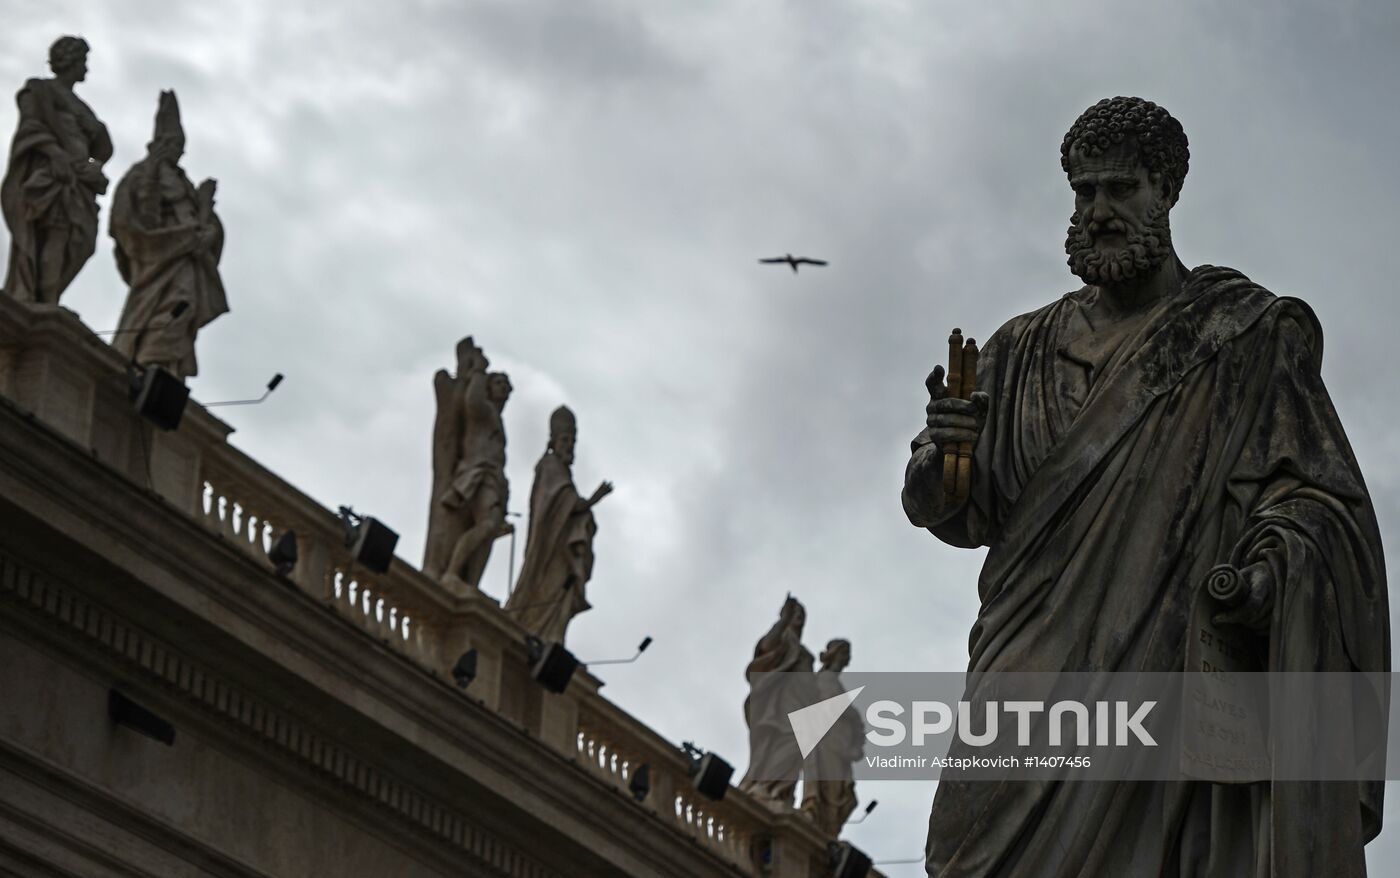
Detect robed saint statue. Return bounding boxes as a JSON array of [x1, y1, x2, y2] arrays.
[[738, 595, 816, 806], [505, 406, 611, 643], [424, 337, 513, 595], [2, 36, 111, 304], [903, 96, 1388, 877], [109, 90, 227, 381]]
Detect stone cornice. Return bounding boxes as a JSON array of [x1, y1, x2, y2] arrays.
[[0, 397, 752, 877], [0, 295, 877, 878], [0, 548, 569, 878], [0, 739, 280, 878]]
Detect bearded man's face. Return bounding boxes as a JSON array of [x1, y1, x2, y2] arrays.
[[1064, 143, 1174, 286]]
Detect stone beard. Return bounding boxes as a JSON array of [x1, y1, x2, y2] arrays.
[[1064, 198, 1173, 285]]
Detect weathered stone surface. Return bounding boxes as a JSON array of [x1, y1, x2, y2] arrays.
[[109, 90, 227, 381], [1, 36, 111, 304], [504, 405, 610, 644], [799, 638, 862, 836], [423, 337, 512, 596], [903, 96, 1388, 876], [738, 595, 814, 807], [0, 295, 874, 878]]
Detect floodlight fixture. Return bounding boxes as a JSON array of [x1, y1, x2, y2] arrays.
[[828, 842, 872, 878], [338, 506, 399, 573], [525, 635, 579, 693], [128, 364, 189, 431], [680, 740, 733, 801]]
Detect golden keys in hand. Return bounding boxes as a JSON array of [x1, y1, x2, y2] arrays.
[[941, 328, 978, 502]]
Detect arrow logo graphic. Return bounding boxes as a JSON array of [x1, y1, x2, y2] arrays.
[[788, 686, 865, 758]]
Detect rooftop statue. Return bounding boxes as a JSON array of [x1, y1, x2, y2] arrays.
[[424, 336, 513, 596], [109, 90, 228, 381], [902, 96, 1388, 876], [2, 36, 111, 304], [505, 405, 611, 642], [798, 638, 863, 835], [738, 595, 815, 807]]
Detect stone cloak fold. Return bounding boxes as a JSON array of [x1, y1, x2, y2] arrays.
[[109, 158, 226, 377], [424, 369, 467, 579], [2, 78, 108, 302], [738, 612, 815, 802], [507, 453, 594, 642], [914, 266, 1388, 877]]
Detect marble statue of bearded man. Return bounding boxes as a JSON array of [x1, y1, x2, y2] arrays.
[[903, 96, 1387, 877]]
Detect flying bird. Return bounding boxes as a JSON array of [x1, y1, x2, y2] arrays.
[[759, 253, 828, 273]]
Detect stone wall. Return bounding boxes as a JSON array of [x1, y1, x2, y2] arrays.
[[0, 297, 872, 878]]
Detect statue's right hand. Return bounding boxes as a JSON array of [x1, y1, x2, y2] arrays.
[[923, 365, 990, 450], [197, 178, 218, 207]]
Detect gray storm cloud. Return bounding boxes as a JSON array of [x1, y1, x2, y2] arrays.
[[3, 0, 1398, 869]]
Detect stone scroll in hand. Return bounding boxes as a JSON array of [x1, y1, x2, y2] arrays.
[[941, 328, 979, 503], [1180, 563, 1268, 783]]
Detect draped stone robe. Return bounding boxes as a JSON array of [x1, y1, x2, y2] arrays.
[[424, 368, 508, 582], [2, 77, 110, 302], [903, 266, 1388, 877], [738, 611, 815, 804], [109, 156, 227, 379], [799, 665, 863, 834], [507, 452, 595, 643]]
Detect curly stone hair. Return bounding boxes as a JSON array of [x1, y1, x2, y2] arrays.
[[1060, 97, 1190, 204], [48, 36, 90, 75]]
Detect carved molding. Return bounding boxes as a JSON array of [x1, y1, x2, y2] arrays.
[[0, 549, 563, 878], [0, 297, 846, 878], [0, 740, 279, 878]]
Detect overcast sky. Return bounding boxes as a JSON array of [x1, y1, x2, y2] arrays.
[[4, 0, 1400, 871]]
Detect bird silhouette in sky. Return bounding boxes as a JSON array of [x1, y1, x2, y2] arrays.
[[759, 253, 828, 273]]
